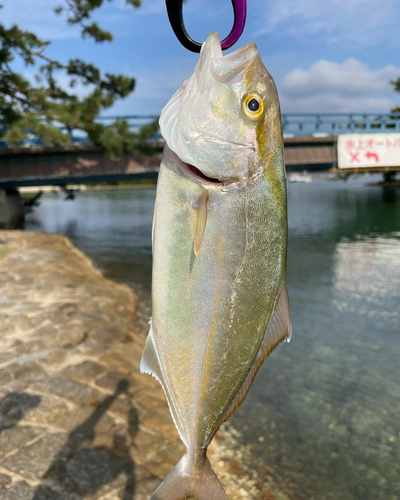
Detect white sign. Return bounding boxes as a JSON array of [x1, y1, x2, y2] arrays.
[[337, 133, 400, 169]]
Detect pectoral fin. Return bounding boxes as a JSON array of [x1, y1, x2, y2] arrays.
[[194, 190, 209, 257]]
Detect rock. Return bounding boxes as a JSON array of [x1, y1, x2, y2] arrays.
[[6, 248, 59, 265], [0, 351, 20, 365], [113, 342, 144, 371], [2, 433, 68, 480], [95, 370, 131, 392], [98, 352, 135, 374], [75, 342, 109, 357], [145, 444, 183, 478], [29, 485, 81, 500], [60, 448, 134, 497], [0, 382, 30, 402], [0, 474, 11, 489], [4, 361, 46, 382], [52, 406, 117, 436], [22, 339, 56, 356], [31, 323, 58, 340], [132, 429, 169, 465], [106, 395, 139, 422], [57, 325, 87, 347], [131, 386, 165, 411], [89, 328, 126, 346], [140, 407, 180, 445], [31, 377, 102, 406], [40, 349, 67, 367], [0, 481, 34, 500], [0, 482, 81, 500], [0, 392, 42, 427], [128, 477, 162, 500], [61, 361, 107, 382], [21, 393, 70, 424], [0, 370, 13, 385], [50, 304, 81, 326]]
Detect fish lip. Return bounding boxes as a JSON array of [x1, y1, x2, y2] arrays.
[[173, 153, 224, 186], [185, 163, 223, 185], [178, 158, 257, 191], [171, 148, 255, 188]]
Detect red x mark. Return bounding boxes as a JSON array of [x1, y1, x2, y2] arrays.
[[350, 152, 360, 163]]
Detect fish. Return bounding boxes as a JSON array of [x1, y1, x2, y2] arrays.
[[140, 31, 292, 500]]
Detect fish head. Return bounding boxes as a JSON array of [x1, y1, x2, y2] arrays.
[[160, 31, 283, 184]]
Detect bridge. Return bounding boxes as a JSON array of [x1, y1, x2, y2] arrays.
[[0, 113, 399, 228]]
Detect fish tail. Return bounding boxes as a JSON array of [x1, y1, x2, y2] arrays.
[[151, 453, 228, 500]]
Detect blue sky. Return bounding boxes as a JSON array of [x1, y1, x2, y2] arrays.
[[2, 0, 400, 115]]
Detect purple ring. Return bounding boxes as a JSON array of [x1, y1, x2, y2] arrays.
[[221, 0, 247, 50]]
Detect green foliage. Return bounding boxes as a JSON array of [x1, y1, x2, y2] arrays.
[[391, 78, 400, 114], [391, 78, 400, 93], [55, 0, 141, 42], [96, 117, 159, 157], [0, 0, 156, 156]]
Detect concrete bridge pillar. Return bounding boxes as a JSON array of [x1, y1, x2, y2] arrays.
[[0, 189, 25, 229]]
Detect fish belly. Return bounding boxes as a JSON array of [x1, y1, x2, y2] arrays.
[[150, 146, 287, 450]]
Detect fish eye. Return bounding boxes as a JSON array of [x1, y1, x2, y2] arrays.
[[248, 98, 259, 111], [242, 92, 265, 121]]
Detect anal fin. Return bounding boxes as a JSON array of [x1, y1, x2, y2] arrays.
[[140, 321, 188, 447]]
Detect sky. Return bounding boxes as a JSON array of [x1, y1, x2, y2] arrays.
[[2, 0, 400, 116]]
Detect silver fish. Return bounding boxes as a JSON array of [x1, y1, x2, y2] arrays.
[[141, 31, 291, 500]]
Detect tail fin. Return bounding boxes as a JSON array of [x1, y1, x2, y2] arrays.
[[151, 454, 228, 500]]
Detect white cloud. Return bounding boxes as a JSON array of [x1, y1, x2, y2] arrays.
[[254, 0, 400, 47], [279, 59, 400, 113]]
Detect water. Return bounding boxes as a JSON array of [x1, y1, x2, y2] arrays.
[[25, 178, 400, 500]]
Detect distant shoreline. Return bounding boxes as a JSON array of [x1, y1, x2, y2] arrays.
[[20, 183, 157, 195]]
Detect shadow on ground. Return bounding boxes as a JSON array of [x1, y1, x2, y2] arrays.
[[31, 380, 139, 500], [0, 393, 42, 434]]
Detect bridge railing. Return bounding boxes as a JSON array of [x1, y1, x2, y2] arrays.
[[1, 113, 400, 147], [57, 115, 162, 145], [281, 113, 400, 136]]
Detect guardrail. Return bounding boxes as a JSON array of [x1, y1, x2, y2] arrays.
[[281, 113, 400, 136], [0, 113, 399, 147]]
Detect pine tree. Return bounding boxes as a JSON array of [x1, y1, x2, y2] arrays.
[[0, 0, 158, 156], [391, 78, 400, 113]]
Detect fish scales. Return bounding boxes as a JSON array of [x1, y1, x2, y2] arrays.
[[141, 31, 291, 500]]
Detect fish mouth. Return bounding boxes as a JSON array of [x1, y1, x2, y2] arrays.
[[185, 163, 223, 185], [174, 153, 224, 185], [173, 149, 252, 187]]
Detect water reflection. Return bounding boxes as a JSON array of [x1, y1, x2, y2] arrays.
[[25, 179, 400, 500], [235, 179, 400, 500]]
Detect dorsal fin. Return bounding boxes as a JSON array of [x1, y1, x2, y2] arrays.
[[140, 321, 188, 447], [207, 283, 292, 444]]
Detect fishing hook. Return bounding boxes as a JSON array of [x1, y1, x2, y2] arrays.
[[165, 0, 247, 53]]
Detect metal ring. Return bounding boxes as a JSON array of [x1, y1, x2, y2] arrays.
[[165, 0, 247, 53]]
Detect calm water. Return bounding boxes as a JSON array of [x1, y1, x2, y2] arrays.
[[25, 177, 400, 500]]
